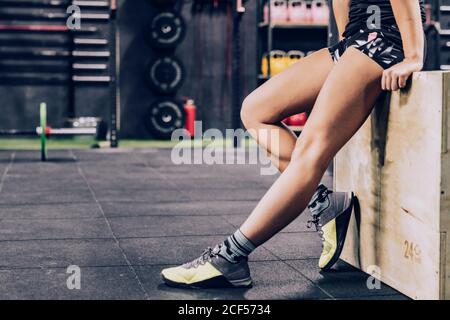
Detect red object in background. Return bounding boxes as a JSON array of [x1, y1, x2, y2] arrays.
[[289, 112, 308, 126], [425, 4, 432, 25], [184, 99, 196, 138], [282, 117, 291, 125]]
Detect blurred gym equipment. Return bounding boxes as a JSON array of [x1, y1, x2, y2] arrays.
[[146, 56, 185, 95], [0, 103, 104, 161], [145, 99, 185, 140]]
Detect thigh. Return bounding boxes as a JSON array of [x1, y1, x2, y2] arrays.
[[295, 47, 384, 161], [246, 48, 334, 123]]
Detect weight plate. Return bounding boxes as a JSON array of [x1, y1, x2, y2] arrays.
[[147, 11, 186, 49], [149, 0, 177, 8], [145, 99, 185, 140], [146, 56, 185, 94]]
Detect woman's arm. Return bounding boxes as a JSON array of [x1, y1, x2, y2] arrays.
[[383, 0, 425, 91], [333, 0, 351, 40]]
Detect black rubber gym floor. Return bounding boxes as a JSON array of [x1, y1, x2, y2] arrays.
[[0, 148, 408, 300]]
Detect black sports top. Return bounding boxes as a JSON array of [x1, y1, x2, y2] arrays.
[[343, 0, 426, 38]]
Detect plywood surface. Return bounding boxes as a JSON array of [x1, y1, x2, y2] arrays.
[[335, 71, 450, 300]]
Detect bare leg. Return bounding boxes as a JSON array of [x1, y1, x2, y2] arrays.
[[241, 49, 334, 172], [241, 48, 384, 245]]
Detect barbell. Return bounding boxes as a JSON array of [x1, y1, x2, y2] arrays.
[[0, 24, 98, 33], [0, 0, 110, 8], [0, 103, 101, 161], [0, 36, 108, 48]]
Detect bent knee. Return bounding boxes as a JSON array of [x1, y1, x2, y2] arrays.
[[241, 93, 284, 129], [240, 94, 261, 129]]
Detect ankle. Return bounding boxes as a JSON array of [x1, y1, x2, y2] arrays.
[[219, 229, 256, 263]]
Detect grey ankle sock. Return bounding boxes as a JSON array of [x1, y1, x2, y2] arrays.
[[219, 229, 256, 263]]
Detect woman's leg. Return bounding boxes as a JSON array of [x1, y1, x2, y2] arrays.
[[161, 48, 384, 289], [241, 47, 384, 245], [161, 49, 335, 289], [241, 48, 334, 172]]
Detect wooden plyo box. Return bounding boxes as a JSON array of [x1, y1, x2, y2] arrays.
[[334, 71, 450, 300]]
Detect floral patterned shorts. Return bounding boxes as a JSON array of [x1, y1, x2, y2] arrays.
[[328, 25, 406, 70]]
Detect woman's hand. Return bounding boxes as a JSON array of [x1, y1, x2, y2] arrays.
[[381, 58, 423, 91], [388, 0, 425, 91]]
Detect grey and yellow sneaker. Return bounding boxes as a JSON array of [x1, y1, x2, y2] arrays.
[[307, 184, 355, 270], [161, 245, 253, 289]]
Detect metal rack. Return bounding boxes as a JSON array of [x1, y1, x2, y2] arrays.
[[0, 0, 119, 147], [256, 0, 329, 82], [256, 0, 330, 133]]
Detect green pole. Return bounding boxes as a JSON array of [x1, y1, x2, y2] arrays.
[[40, 102, 47, 162]]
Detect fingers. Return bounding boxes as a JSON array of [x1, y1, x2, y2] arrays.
[[382, 68, 409, 91], [391, 73, 399, 91], [398, 75, 408, 89], [382, 69, 392, 91], [382, 70, 389, 91]]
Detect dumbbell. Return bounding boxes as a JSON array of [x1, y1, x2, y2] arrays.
[[288, 0, 310, 23], [289, 112, 308, 127], [261, 50, 287, 76], [286, 50, 305, 67], [264, 0, 289, 23], [311, 0, 329, 24]]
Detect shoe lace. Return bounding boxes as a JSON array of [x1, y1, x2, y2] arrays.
[[183, 245, 221, 269], [307, 217, 325, 243], [307, 188, 332, 245]]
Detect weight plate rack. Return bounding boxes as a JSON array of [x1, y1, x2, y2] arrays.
[[0, 0, 119, 147], [145, 1, 187, 140]]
